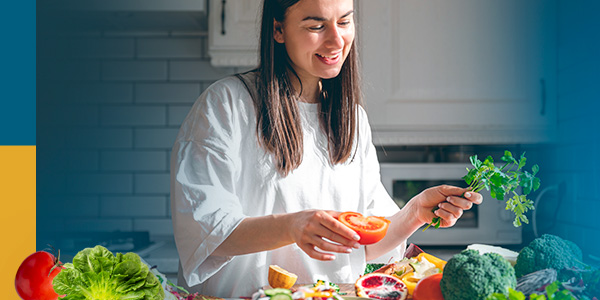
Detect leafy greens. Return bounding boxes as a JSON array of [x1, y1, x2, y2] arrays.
[[52, 245, 165, 300], [485, 281, 578, 300], [425, 150, 541, 231]]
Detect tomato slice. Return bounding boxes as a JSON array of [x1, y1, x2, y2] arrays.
[[412, 273, 444, 300], [338, 212, 390, 245]]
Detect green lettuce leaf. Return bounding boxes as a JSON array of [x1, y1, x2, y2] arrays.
[[53, 245, 165, 300]]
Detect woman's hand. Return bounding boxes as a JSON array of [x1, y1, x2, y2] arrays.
[[289, 210, 361, 261], [410, 185, 483, 228]]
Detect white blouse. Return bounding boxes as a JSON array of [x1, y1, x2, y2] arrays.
[[170, 73, 405, 297]]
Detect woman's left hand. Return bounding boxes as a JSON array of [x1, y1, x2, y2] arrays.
[[410, 185, 483, 228]]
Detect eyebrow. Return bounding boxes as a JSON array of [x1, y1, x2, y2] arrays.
[[301, 10, 354, 22]]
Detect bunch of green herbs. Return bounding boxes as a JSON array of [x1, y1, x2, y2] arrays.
[[425, 150, 540, 231]]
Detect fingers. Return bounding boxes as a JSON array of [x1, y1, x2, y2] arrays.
[[314, 225, 361, 250], [434, 208, 459, 227], [436, 185, 483, 206], [445, 196, 473, 210], [437, 184, 469, 197], [322, 211, 361, 244], [296, 229, 356, 261], [294, 210, 361, 261], [463, 191, 483, 205], [434, 188, 483, 227], [437, 201, 464, 219]]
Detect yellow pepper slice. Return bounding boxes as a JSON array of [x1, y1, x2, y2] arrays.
[[302, 291, 333, 298], [400, 272, 420, 295], [417, 252, 447, 271], [400, 253, 447, 295]]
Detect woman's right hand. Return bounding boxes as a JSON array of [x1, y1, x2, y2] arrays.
[[289, 210, 362, 261]]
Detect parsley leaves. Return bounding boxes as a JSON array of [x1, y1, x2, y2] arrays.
[[424, 150, 541, 231]]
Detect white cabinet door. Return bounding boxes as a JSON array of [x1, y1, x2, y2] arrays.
[[358, 0, 557, 145], [208, 0, 261, 67]]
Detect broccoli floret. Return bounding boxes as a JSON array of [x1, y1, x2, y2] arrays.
[[514, 234, 584, 280], [440, 249, 516, 300]]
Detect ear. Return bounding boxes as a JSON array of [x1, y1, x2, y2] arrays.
[[273, 19, 284, 44]]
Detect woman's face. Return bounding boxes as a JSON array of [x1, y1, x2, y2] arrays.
[[274, 0, 355, 84]]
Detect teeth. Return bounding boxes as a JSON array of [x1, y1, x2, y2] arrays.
[[317, 53, 339, 59]]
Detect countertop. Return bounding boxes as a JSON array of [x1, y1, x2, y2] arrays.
[[136, 236, 474, 285]]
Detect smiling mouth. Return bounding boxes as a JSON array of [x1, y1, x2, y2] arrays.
[[315, 52, 342, 65], [316, 53, 340, 59]]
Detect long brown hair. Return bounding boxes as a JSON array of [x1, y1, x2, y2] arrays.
[[255, 0, 362, 176]]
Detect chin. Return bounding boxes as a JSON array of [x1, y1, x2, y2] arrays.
[[318, 68, 343, 79]]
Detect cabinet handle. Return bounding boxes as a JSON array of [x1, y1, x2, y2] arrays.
[[540, 79, 546, 116], [221, 0, 227, 35]]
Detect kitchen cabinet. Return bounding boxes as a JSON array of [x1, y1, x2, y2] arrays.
[[358, 0, 557, 145], [208, 0, 261, 67], [56, 0, 206, 11], [50, 0, 207, 31]]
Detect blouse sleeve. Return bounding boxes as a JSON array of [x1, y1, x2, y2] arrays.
[[358, 107, 407, 262], [170, 81, 248, 287]]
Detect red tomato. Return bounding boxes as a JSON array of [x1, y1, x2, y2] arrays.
[[338, 212, 390, 245], [412, 273, 444, 300], [15, 251, 63, 300]]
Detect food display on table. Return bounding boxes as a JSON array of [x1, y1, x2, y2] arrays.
[[440, 234, 599, 300], [252, 281, 344, 300], [18, 233, 598, 300], [350, 234, 599, 300], [359, 247, 446, 299], [15, 245, 166, 300]]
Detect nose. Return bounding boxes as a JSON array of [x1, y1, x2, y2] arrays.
[[325, 24, 344, 49]]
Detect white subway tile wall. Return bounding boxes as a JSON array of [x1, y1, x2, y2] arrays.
[[37, 30, 249, 238]]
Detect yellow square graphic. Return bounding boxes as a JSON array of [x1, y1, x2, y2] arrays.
[[0, 146, 36, 299]]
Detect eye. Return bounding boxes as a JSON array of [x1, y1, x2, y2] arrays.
[[338, 19, 352, 27], [309, 24, 324, 31]]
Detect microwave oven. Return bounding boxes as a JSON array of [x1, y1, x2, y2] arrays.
[[379, 163, 522, 246]]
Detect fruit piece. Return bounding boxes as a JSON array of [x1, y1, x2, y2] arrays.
[[355, 273, 408, 300], [15, 250, 63, 300], [270, 294, 293, 300], [338, 212, 390, 245], [268, 265, 298, 289], [264, 288, 292, 296], [412, 273, 444, 300]]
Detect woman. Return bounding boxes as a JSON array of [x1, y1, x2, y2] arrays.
[[170, 0, 482, 296]]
